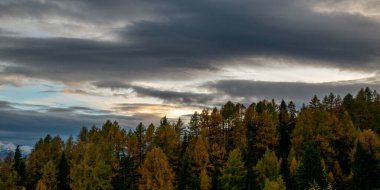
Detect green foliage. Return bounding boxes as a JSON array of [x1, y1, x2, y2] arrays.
[[70, 142, 113, 190], [178, 149, 198, 190], [13, 145, 26, 186], [254, 149, 283, 189], [352, 130, 380, 190], [58, 152, 70, 190], [295, 144, 328, 190], [219, 148, 247, 190]]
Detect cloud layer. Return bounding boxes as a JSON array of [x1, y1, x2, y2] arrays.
[[1, 0, 380, 146], [1, 0, 380, 84]]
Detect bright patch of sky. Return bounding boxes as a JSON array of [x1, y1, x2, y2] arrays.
[[0, 141, 32, 155], [220, 65, 375, 83]]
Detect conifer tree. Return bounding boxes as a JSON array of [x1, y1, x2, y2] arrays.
[[254, 149, 284, 189], [153, 120, 180, 169], [200, 168, 211, 190], [135, 122, 146, 165], [13, 145, 26, 186], [352, 131, 380, 190], [219, 148, 247, 190], [70, 142, 113, 190], [139, 147, 175, 190], [40, 160, 58, 190], [295, 144, 328, 190], [178, 149, 198, 190], [58, 152, 70, 190]]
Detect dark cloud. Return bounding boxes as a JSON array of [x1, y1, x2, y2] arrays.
[[133, 86, 215, 105], [0, 0, 379, 85], [45, 106, 110, 115], [0, 101, 13, 109], [93, 81, 132, 90], [2, 0, 380, 145], [93, 81, 215, 105], [205, 77, 380, 106], [0, 100, 163, 145]]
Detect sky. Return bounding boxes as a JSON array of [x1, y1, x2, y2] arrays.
[[1, 0, 380, 150]]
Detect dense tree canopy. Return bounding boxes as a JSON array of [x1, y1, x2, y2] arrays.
[[1, 88, 380, 190]]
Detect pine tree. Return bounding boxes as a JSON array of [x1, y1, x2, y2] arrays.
[[58, 152, 70, 190], [135, 122, 146, 165], [352, 142, 380, 190], [278, 100, 291, 158], [209, 143, 226, 190], [295, 144, 328, 190], [190, 112, 201, 139], [13, 145, 26, 186], [178, 149, 198, 190]]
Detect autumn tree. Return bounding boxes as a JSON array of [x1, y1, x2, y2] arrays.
[[153, 120, 181, 170], [3, 88, 380, 190], [38, 160, 58, 190], [27, 135, 63, 189], [191, 135, 211, 190], [139, 147, 175, 190], [70, 142, 113, 190], [254, 112, 279, 159]]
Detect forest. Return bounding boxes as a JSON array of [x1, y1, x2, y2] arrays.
[[1, 87, 380, 190]]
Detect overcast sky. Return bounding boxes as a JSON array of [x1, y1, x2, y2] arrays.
[[1, 0, 380, 148]]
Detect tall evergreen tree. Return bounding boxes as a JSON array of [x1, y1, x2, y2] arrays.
[[135, 122, 146, 165], [178, 149, 198, 190], [58, 152, 70, 190], [13, 145, 26, 186], [278, 100, 291, 157], [352, 138, 380, 190], [295, 144, 328, 190]]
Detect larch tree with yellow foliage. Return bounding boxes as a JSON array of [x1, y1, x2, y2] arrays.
[[139, 147, 175, 190]]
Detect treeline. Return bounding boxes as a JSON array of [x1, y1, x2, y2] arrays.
[[1, 88, 380, 190]]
